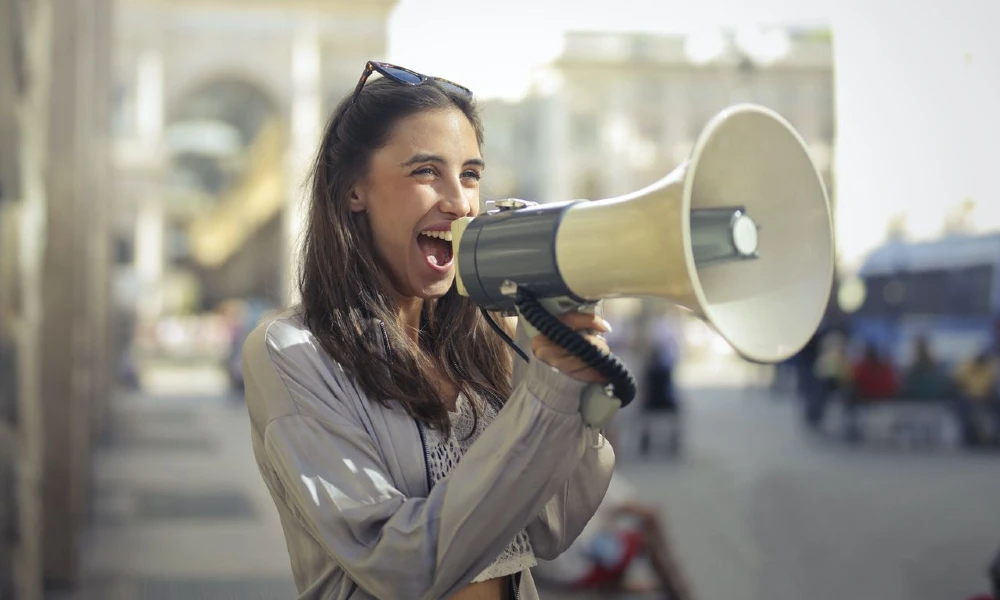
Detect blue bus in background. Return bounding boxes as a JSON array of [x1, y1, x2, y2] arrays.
[[846, 232, 1000, 369]]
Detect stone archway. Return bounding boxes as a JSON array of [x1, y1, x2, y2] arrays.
[[163, 77, 286, 311], [166, 77, 278, 196]]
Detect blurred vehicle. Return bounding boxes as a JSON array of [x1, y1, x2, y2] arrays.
[[845, 232, 1000, 369]]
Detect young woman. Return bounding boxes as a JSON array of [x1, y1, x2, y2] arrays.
[[242, 62, 617, 599]]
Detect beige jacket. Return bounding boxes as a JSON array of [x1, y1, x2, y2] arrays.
[[241, 309, 615, 599]]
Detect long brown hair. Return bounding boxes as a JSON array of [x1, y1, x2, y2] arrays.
[[299, 77, 513, 436]]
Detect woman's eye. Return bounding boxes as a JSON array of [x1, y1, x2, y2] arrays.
[[412, 167, 436, 177], [462, 170, 482, 181]]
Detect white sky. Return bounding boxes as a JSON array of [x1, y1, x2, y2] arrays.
[[390, 1, 1000, 270]]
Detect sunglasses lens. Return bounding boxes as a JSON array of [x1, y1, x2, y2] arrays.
[[383, 66, 423, 84]]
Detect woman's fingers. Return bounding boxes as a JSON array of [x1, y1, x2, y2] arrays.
[[533, 331, 611, 383]]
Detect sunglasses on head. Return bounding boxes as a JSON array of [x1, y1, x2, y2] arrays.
[[351, 61, 473, 105]]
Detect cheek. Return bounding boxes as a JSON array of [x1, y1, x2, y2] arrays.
[[370, 216, 412, 257]]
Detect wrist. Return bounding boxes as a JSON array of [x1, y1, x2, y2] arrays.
[[523, 355, 589, 414]]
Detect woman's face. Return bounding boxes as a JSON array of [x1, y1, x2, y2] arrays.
[[351, 107, 482, 301]]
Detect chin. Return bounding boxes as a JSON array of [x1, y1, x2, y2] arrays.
[[415, 273, 456, 300]]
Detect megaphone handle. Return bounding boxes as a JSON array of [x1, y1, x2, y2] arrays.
[[570, 303, 626, 429], [513, 291, 636, 430], [517, 297, 598, 339]]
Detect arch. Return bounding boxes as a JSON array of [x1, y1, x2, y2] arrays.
[[167, 73, 281, 145], [165, 74, 282, 197]]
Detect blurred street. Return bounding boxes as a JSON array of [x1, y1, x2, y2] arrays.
[[55, 358, 1000, 600]]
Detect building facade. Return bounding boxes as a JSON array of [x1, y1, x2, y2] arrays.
[[481, 28, 835, 209], [111, 0, 398, 320]]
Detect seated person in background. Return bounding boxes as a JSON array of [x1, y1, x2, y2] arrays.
[[532, 472, 696, 600], [953, 350, 1000, 446], [806, 330, 853, 428], [954, 351, 997, 402], [899, 336, 953, 400], [850, 342, 899, 401], [843, 342, 898, 441]]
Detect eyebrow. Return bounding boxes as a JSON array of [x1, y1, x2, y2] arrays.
[[400, 153, 486, 169]]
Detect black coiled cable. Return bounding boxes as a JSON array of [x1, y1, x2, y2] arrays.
[[512, 289, 637, 407]]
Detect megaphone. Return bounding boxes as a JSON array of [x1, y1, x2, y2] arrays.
[[451, 104, 834, 424]]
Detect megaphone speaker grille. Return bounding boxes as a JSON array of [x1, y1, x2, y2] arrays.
[[683, 104, 834, 363]]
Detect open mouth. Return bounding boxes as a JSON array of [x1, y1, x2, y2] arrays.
[[417, 229, 454, 269]]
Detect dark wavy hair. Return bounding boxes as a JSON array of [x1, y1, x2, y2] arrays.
[[298, 76, 513, 437]]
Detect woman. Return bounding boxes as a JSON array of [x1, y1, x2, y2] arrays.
[[242, 62, 616, 600]]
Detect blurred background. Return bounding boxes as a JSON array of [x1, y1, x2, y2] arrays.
[[1, 0, 999, 599]]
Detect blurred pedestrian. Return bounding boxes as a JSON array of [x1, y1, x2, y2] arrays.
[[806, 330, 852, 428], [638, 312, 684, 455]]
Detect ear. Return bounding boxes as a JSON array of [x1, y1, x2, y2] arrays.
[[349, 187, 366, 213], [349, 180, 373, 214]]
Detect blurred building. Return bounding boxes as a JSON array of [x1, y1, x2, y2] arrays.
[[481, 27, 835, 207], [111, 0, 398, 323], [2, 0, 399, 598], [2, 0, 115, 598]]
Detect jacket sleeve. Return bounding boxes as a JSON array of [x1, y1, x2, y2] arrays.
[[246, 318, 612, 600], [510, 315, 616, 559]]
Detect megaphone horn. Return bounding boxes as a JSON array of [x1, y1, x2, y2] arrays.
[[451, 103, 834, 366]]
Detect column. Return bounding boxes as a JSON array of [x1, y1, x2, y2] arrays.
[[538, 84, 572, 204], [88, 0, 115, 444], [284, 24, 322, 306], [39, 0, 85, 585], [9, 0, 53, 594], [37, 0, 112, 587], [603, 83, 634, 197], [133, 43, 166, 321], [0, 0, 23, 595]]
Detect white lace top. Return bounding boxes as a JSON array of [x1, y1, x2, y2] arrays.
[[423, 393, 537, 583]]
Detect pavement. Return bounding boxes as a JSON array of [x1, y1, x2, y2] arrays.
[[52, 358, 1000, 600]]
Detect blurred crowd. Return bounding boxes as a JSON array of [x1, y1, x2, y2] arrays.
[[781, 321, 1000, 447]]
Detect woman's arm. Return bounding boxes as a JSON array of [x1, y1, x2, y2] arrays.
[[510, 314, 617, 558], [524, 438, 615, 558], [244, 317, 607, 600]]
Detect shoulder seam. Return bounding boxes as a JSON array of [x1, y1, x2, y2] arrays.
[[261, 318, 306, 425]]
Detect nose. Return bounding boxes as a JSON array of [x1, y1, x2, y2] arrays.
[[438, 176, 474, 217]]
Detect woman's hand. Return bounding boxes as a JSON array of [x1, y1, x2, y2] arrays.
[[531, 311, 612, 383]]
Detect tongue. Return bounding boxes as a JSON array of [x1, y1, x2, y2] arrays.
[[417, 236, 452, 266]]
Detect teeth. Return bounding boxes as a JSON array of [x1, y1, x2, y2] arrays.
[[420, 230, 453, 242]]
